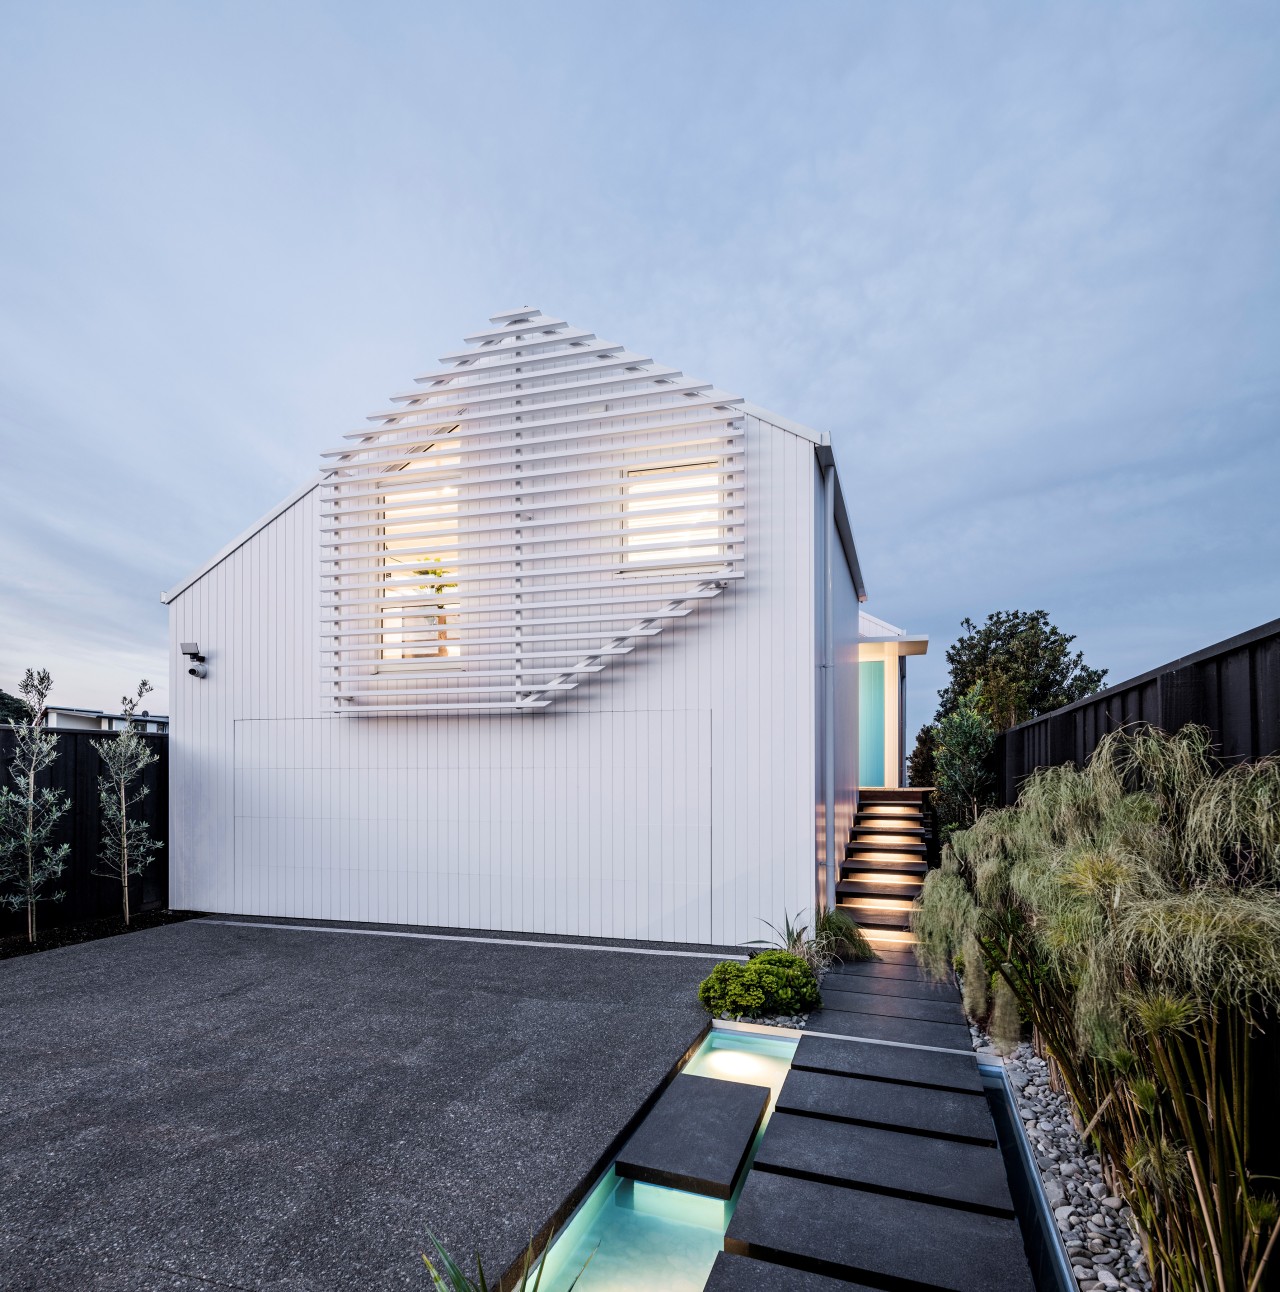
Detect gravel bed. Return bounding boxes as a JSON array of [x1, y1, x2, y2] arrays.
[[714, 1010, 809, 1028], [973, 1026, 1152, 1292]]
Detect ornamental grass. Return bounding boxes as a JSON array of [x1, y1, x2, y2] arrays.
[[914, 725, 1280, 1292]]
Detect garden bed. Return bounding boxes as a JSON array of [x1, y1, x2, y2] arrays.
[[0, 908, 197, 960]]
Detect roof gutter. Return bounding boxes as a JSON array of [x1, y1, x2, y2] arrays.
[[814, 440, 867, 603]]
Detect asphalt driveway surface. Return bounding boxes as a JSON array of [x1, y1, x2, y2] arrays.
[[0, 918, 716, 1291]]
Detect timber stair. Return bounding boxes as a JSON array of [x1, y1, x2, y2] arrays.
[[838, 788, 935, 944]]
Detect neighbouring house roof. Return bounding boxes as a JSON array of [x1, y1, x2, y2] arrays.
[[44, 705, 169, 730]]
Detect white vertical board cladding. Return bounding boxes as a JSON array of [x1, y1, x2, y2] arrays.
[[168, 412, 817, 946], [811, 460, 861, 907], [832, 507, 861, 856]]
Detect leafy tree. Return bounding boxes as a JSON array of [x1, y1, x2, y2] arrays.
[[907, 723, 936, 788], [0, 669, 69, 941], [937, 610, 1107, 732], [0, 688, 29, 725], [91, 681, 162, 926], [910, 609, 1107, 799], [933, 684, 996, 828]]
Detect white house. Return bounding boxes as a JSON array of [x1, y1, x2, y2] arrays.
[[163, 309, 925, 947]]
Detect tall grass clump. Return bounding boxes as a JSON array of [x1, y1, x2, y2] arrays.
[[751, 907, 876, 971], [914, 725, 1280, 1292]]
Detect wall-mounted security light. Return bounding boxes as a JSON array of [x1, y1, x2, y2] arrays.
[[181, 642, 208, 679]]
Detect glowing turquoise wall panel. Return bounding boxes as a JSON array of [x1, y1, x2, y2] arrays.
[[859, 661, 886, 787]]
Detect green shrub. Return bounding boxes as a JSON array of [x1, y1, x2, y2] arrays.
[[698, 950, 820, 1018]]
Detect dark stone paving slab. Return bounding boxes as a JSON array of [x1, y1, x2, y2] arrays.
[[867, 948, 918, 963], [819, 984, 968, 1026], [725, 1171, 1036, 1292], [806, 1006, 973, 1050], [704, 1251, 879, 1291], [776, 1068, 997, 1144], [0, 919, 712, 1291], [826, 958, 932, 983], [754, 1112, 1015, 1215], [791, 1035, 983, 1093], [826, 965, 959, 1001], [614, 1073, 768, 1199]]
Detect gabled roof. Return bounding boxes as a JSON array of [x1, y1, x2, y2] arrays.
[[162, 309, 866, 608]]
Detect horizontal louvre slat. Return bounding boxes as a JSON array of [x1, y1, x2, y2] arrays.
[[324, 308, 744, 713]]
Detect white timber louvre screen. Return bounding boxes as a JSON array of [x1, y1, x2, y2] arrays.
[[320, 308, 745, 714]]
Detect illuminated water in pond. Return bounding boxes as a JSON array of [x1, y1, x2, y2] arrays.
[[536, 1030, 797, 1292]]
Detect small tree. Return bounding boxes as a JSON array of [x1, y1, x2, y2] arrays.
[[933, 684, 996, 827], [91, 681, 162, 926], [0, 669, 70, 942], [907, 723, 936, 788]]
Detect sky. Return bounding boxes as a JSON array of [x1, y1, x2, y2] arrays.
[[1, 1, 1277, 738]]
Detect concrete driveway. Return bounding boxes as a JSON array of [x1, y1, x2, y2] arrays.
[[0, 917, 720, 1291]]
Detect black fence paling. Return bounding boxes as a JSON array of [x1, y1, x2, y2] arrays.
[[0, 728, 168, 937], [990, 616, 1280, 1192], [993, 616, 1280, 806]]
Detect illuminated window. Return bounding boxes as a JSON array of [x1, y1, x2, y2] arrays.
[[622, 460, 725, 570], [378, 444, 462, 666]]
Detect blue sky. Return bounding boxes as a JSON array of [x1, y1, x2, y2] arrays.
[[2, 2, 1277, 737]]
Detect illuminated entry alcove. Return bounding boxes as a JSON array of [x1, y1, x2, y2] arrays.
[[320, 309, 745, 714]]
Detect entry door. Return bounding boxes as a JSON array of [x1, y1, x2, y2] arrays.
[[859, 661, 886, 787]]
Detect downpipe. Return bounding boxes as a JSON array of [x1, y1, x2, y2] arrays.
[[822, 461, 836, 915]]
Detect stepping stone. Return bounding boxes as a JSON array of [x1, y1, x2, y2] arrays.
[[754, 1112, 1015, 1215], [776, 1068, 997, 1144], [703, 1252, 879, 1291], [613, 1074, 769, 1199], [806, 1007, 973, 1051], [866, 948, 918, 964], [791, 1035, 983, 1093], [826, 959, 933, 983], [725, 1171, 1036, 1292], [823, 972, 960, 1003], [819, 985, 968, 1026]]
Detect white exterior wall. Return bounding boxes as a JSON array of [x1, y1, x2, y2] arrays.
[[812, 461, 861, 908], [168, 414, 820, 946]]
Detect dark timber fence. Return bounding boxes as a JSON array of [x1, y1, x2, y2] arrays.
[[993, 616, 1280, 806], [0, 728, 168, 937], [992, 617, 1280, 1182]]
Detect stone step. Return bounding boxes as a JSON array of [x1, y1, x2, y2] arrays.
[[838, 877, 924, 900], [613, 1073, 769, 1200], [805, 1006, 973, 1050], [753, 1112, 1015, 1215], [824, 958, 932, 983], [861, 928, 918, 951], [823, 966, 958, 1002], [854, 821, 925, 836], [818, 983, 968, 1027], [862, 927, 918, 951], [791, 1034, 983, 1094], [724, 1171, 1035, 1292], [837, 898, 914, 929], [775, 1068, 996, 1145], [859, 946, 919, 965], [846, 839, 926, 856], [858, 788, 932, 804], [703, 1252, 879, 1292], [841, 856, 927, 875]]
